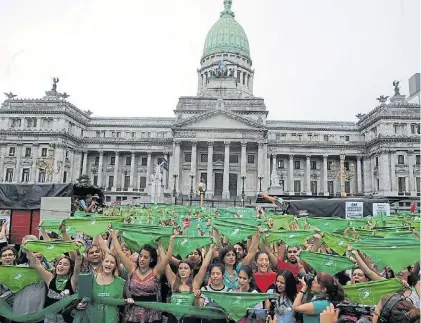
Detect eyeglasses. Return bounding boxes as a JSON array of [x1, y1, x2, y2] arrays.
[[1, 253, 14, 258], [288, 250, 298, 254]]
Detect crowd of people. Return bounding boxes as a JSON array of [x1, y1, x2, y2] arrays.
[[0, 205, 419, 323]]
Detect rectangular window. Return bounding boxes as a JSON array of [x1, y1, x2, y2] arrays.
[[93, 175, 98, 186], [213, 153, 224, 162], [105, 196, 111, 202], [139, 176, 147, 189], [38, 171, 46, 183], [398, 155, 404, 164], [116, 196, 121, 201], [344, 161, 350, 171], [375, 157, 379, 167], [122, 196, 127, 201], [276, 134, 280, 141], [41, 148, 48, 157], [328, 181, 334, 194], [340, 136, 344, 141], [63, 171, 67, 183], [110, 157, 115, 165], [141, 157, 147, 166], [65, 151, 69, 158], [126, 157, 131, 166], [201, 153, 208, 163], [416, 177, 420, 193], [200, 172, 207, 184], [5, 169, 13, 182], [398, 177, 406, 193], [308, 134, 312, 140], [294, 160, 301, 169], [132, 132, 135, 138], [327, 161, 333, 170], [310, 161, 317, 170], [25, 147, 31, 157], [229, 154, 239, 163], [95, 156, 99, 166], [277, 160, 284, 169], [124, 176, 130, 188], [294, 180, 301, 193], [345, 136, 350, 141], [22, 168, 30, 182], [9, 147, 15, 157], [157, 157, 164, 165], [116, 132, 121, 137], [416, 155, 420, 165], [96, 131, 100, 137], [345, 181, 350, 194], [108, 176, 114, 188], [324, 135, 329, 142], [185, 153, 192, 163], [311, 181, 317, 194], [411, 124, 420, 134], [297, 134, 303, 141], [247, 154, 255, 164]]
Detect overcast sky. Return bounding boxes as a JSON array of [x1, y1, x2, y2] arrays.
[[0, 0, 419, 122]]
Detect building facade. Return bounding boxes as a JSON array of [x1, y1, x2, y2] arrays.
[[0, 1, 420, 204]]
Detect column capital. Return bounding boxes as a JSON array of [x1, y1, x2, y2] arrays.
[[323, 154, 328, 159], [241, 141, 247, 147], [147, 152, 151, 157], [174, 140, 181, 145], [306, 154, 311, 159], [224, 141, 231, 146], [407, 150, 414, 155], [115, 151, 120, 156], [356, 155, 363, 160], [131, 151, 136, 157], [207, 141, 214, 147], [99, 150, 104, 155], [289, 154, 294, 158], [258, 142, 264, 149], [340, 154, 345, 160], [191, 141, 197, 146]]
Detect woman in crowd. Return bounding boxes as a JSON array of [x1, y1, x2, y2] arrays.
[[29, 251, 82, 323], [110, 228, 175, 323], [0, 246, 17, 266], [265, 270, 297, 323], [372, 293, 420, 323], [292, 272, 344, 323], [75, 252, 125, 323]]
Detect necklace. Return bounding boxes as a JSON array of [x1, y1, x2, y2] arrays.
[[138, 267, 150, 275]]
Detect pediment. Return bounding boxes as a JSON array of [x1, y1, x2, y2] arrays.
[[173, 109, 265, 130]]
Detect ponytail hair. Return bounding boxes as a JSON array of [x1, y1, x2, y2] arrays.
[[316, 272, 344, 302]]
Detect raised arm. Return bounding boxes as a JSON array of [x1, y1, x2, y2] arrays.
[[27, 250, 54, 286], [242, 232, 260, 266], [154, 236, 175, 277], [351, 250, 383, 281], [71, 252, 83, 291], [193, 245, 215, 290], [165, 264, 177, 288], [262, 241, 278, 269], [109, 228, 135, 274]]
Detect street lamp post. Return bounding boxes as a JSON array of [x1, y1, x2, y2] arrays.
[[198, 178, 206, 209], [241, 175, 246, 207], [258, 176, 263, 192], [172, 173, 178, 204], [189, 174, 195, 206], [329, 155, 355, 197], [36, 148, 63, 183]]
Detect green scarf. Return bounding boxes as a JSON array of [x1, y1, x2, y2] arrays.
[[64, 216, 122, 237], [299, 251, 354, 276], [305, 217, 349, 232], [212, 220, 257, 243], [322, 233, 356, 255], [343, 278, 402, 305], [264, 230, 312, 246], [161, 236, 212, 258], [201, 291, 277, 321], [271, 215, 296, 230], [0, 266, 43, 292], [55, 274, 70, 291], [22, 240, 84, 262], [38, 220, 63, 234]]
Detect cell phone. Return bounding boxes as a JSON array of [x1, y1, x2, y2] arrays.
[[246, 308, 268, 320]]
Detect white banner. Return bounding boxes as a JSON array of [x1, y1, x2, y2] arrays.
[[372, 203, 390, 217], [40, 197, 71, 221], [345, 201, 364, 219]]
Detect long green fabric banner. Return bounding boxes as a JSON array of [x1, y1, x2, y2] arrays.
[[343, 279, 402, 305], [299, 251, 355, 276]]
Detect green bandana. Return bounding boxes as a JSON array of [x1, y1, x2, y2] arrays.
[[55, 274, 70, 291], [38, 220, 63, 233], [201, 291, 277, 321], [23, 240, 84, 262], [343, 278, 402, 305], [0, 266, 43, 292], [213, 220, 257, 243], [161, 236, 212, 258], [322, 233, 356, 255], [271, 215, 296, 230], [305, 217, 350, 232], [299, 251, 354, 276], [264, 230, 312, 246], [64, 217, 122, 237]]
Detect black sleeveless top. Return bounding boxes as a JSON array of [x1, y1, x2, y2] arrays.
[[44, 275, 75, 322]]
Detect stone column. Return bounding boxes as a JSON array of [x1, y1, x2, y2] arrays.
[[362, 157, 371, 193], [264, 144, 270, 192], [289, 154, 294, 195], [164, 152, 169, 189], [206, 141, 214, 198], [31, 144, 39, 183], [323, 155, 328, 195], [82, 151, 88, 176], [222, 141, 230, 199], [356, 156, 362, 193], [129, 152, 135, 190], [191, 142, 197, 193], [408, 150, 414, 193], [241, 141, 247, 177], [97, 151, 104, 187], [380, 153, 391, 193], [113, 151, 119, 190], [0, 145, 4, 182], [389, 152, 396, 193], [306, 155, 311, 195], [14, 144, 22, 183], [197, 70, 202, 94], [146, 153, 152, 193], [371, 155, 377, 192], [74, 151, 82, 182], [174, 141, 180, 193]]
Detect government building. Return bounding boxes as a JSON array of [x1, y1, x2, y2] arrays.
[[0, 1, 420, 205]]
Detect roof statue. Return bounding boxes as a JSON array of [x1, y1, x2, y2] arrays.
[[221, 0, 234, 17], [4, 92, 17, 99], [376, 95, 389, 104], [355, 113, 366, 119], [60, 92, 70, 99], [52, 77, 59, 92], [393, 80, 400, 95]]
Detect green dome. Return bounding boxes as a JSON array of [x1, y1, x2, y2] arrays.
[[203, 1, 250, 58]]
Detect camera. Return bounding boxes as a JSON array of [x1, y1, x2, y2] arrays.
[[299, 273, 315, 287], [335, 302, 374, 323]]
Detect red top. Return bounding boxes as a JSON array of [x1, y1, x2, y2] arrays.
[[277, 259, 304, 292]]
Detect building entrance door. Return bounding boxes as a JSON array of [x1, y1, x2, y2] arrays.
[[214, 173, 223, 197], [229, 173, 238, 197]]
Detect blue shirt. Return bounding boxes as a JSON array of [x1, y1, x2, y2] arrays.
[[223, 262, 242, 290], [303, 300, 330, 323]]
